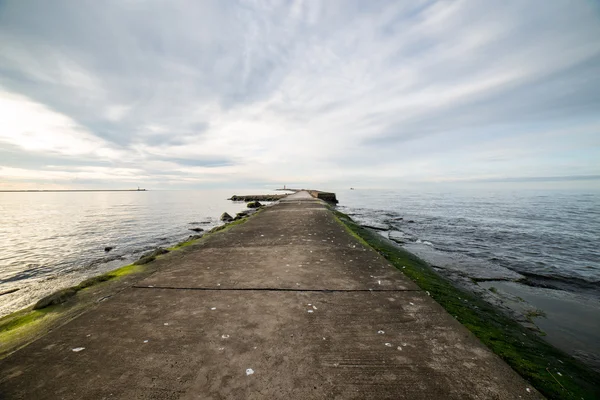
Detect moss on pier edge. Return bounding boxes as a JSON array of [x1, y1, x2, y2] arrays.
[[332, 210, 600, 400]]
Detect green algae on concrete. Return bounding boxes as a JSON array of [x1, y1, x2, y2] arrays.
[[332, 210, 600, 400]]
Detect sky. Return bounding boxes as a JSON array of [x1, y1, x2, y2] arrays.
[[1, 0, 599, 190]]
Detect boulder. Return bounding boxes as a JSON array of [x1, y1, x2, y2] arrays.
[[247, 201, 262, 209], [189, 227, 204, 232], [33, 288, 78, 310], [138, 247, 170, 261], [220, 212, 233, 222], [134, 255, 156, 265], [104, 246, 114, 252], [234, 210, 250, 221]]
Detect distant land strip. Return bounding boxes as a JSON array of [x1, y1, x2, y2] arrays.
[[0, 189, 147, 192]]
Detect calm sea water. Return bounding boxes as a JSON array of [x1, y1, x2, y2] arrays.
[[336, 188, 600, 289], [0, 190, 254, 316]]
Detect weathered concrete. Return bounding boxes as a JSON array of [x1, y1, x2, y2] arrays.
[[0, 191, 543, 399]]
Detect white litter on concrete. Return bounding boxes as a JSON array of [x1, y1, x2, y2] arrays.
[[143, 340, 149, 343], [221, 334, 230, 339], [384, 343, 392, 347], [409, 302, 415, 305], [378, 330, 385, 334], [164, 323, 169, 326], [211, 307, 216, 310], [72, 347, 85, 352], [397, 346, 402, 351], [312, 305, 317, 310], [246, 368, 255, 376], [307, 309, 314, 313]]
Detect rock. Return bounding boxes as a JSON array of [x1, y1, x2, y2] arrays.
[[104, 246, 114, 252], [138, 247, 170, 262], [220, 212, 233, 222], [247, 201, 262, 208], [362, 224, 389, 231], [187, 234, 202, 240], [234, 210, 251, 221], [189, 227, 204, 232], [33, 288, 78, 310], [76, 275, 113, 290], [407, 220, 415, 223], [134, 255, 156, 265]]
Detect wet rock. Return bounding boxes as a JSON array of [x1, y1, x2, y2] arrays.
[[362, 224, 389, 231], [188, 234, 202, 240], [104, 246, 114, 252], [135, 248, 170, 265], [247, 201, 262, 209], [76, 275, 113, 290], [134, 255, 156, 265], [407, 220, 415, 223], [147, 248, 170, 257], [234, 210, 251, 221], [33, 288, 78, 309], [189, 227, 204, 232], [220, 212, 233, 222]]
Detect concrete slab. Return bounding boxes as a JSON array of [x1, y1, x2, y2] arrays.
[[137, 246, 419, 291], [0, 290, 540, 400]]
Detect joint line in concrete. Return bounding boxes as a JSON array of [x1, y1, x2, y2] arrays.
[[131, 285, 423, 293]]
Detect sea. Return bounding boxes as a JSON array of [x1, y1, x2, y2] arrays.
[[1, 187, 599, 369], [335, 187, 600, 371]]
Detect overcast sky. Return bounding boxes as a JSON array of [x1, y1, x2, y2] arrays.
[[1, 0, 599, 190]]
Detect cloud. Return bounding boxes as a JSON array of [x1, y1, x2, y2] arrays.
[[0, 0, 599, 189]]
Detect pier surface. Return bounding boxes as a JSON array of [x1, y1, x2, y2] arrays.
[[0, 191, 541, 399]]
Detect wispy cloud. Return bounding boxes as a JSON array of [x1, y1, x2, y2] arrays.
[[0, 0, 599, 189]]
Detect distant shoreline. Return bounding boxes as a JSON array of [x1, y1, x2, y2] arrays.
[[0, 189, 147, 193]]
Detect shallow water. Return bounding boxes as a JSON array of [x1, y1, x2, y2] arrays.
[[0, 190, 255, 316]]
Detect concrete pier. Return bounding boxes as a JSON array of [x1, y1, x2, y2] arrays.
[[0, 191, 541, 399]]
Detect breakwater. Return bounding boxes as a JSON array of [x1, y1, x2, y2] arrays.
[[228, 194, 288, 201], [0, 191, 562, 399]]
